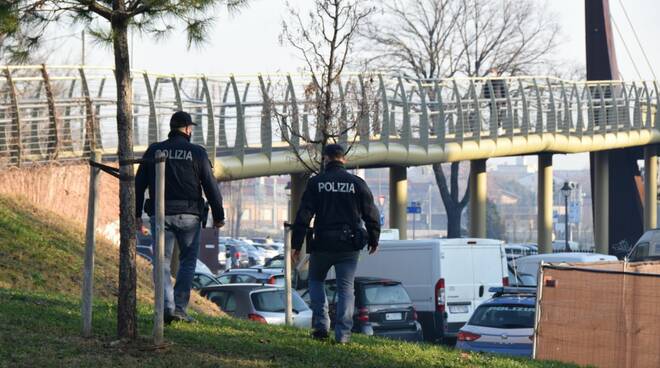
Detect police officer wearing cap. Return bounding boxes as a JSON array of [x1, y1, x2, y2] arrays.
[[291, 144, 381, 344], [135, 111, 225, 324]]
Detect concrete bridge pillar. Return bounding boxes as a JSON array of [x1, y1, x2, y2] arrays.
[[538, 154, 553, 254], [644, 146, 657, 231], [594, 151, 609, 254], [469, 159, 487, 238], [389, 166, 408, 240]]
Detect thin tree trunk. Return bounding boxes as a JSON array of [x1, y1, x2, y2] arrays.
[[112, 9, 137, 340], [433, 162, 470, 238]]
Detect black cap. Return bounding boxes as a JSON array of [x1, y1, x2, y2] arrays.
[[323, 143, 345, 158], [170, 111, 197, 129]]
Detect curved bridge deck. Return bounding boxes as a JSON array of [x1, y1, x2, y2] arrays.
[[0, 65, 657, 179]]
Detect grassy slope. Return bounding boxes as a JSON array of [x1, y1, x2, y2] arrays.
[[0, 195, 219, 315], [0, 195, 577, 368]]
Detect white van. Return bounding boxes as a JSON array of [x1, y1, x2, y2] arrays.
[[512, 252, 617, 285], [379, 229, 400, 241], [355, 238, 508, 342]]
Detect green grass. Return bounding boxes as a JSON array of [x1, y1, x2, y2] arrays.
[[0, 289, 577, 368], [0, 194, 578, 367]]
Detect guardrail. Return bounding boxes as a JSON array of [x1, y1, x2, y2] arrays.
[[0, 65, 658, 168]]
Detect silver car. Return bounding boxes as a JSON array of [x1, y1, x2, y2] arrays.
[[254, 244, 279, 262], [201, 284, 312, 328]]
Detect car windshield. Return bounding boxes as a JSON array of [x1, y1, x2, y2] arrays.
[[362, 283, 411, 305], [266, 258, 284, 268], [469, 304, 535, 329], [517, 273, 536, 286], [508, 266, 537, 286], [251, 290, 308, 312], [246, 244, 259, 252], [627, 242, 660, 262]]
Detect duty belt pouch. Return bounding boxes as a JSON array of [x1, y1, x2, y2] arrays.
[[339, 225, 352, 242], [352, 227, 368, 250], [199, 200, 210, 228]]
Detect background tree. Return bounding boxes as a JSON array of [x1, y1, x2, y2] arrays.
[[1, 0, 248, 340], [277, 0, 373, 174], [359, 0, 560, 237], [486, 199, 505, 240]]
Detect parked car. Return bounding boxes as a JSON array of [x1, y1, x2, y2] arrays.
[[301, 277, 423, 342], [254, 244, 279, 262], [200, 284, 311, 328], [268, 242, 284, 255], [228, 245, 250, 268], [195, 259, 214, 276], [504, 244, 536, 263], [354, 238, 509, 342], [252, 237, 274, 245], [507, 265, 536, 287], [379, 229, 400, 240], [217, 269, 284, 286], [626, 229, 660, 262], [511, 252, 618, 286], [263, 254, 284, 271], [192, 272, 222, 290], [217, 244, 227, 270], [456, 287, 537, 357], [243, 243, 266, 266], [136, 245, 153, 262], [255, 255, 309, 290]]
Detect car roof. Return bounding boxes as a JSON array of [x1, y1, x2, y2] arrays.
[[516, 252, 617, 263], [480, 295, 536, 307], [225, 268, 282, 274], [200, 283, 280, 292], [327, 276, 401, 284]]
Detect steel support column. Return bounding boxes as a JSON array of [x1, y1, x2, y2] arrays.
[[389, 166, 408, 240], [538, 154, 553, 254], [594, 151, 610, 253], [644, 146, 657, 231], [469, 159, 487, 238]]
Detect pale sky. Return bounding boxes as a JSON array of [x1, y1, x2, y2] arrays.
[[49, 0, 660, 170]]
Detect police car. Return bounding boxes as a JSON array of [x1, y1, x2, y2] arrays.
[[456, 287, 536, 357]]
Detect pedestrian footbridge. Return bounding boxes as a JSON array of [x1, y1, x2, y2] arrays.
[[0, 65, 658, 180], [1, 65, 658, 250]]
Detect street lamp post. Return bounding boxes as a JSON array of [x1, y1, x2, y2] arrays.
[[283, 181, 292, 326], [561, 182, 572, 252]]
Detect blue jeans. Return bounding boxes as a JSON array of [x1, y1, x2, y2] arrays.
[[150, 214, 201, 314], [308, 251, 359, 342]]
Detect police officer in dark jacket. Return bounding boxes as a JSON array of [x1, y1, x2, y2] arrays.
[[135, 111, 225, 323], [291, 144, 380, 344]]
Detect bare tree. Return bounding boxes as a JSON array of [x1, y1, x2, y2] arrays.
[[276, 0, 373, 174], [2, 0, 248, 340], [359, 0, 561, 237]]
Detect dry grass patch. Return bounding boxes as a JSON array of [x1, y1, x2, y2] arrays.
[[0, 195, 221, 316]]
